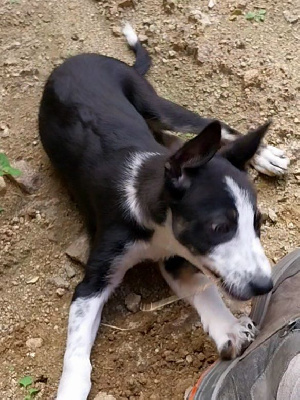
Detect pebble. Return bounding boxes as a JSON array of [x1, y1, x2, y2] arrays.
[[26, 276, 39, 284], [9, 160, 41, 194], [93, 392, 116, 400], [0, 123, 9, 138], [56, 288, 66, 297], [65, 232, 89, 265], [117, 0, 134, 8], [283, 10, 299, 24], [26, 337, 43, 350], [186, 355, 193, 363], [65, 263, 76, 279], [243, 69, 260, 87], [111, 25, 122, 37], [48, 276, 70, 289], [0, 176, 7, 196], [125, 293, 142, 313], [268, 208, 277, 223]]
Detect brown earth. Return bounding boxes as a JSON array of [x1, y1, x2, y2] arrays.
[[0, 0, 299, 399]]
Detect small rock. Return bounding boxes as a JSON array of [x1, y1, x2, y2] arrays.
[[93, 392, 116, 400], [125, 293, 141, 313], [243, 69, 260, 87], [26, 276, 39, 284], [9, 160, 41, 194], [186, 355, 193, 364], [208, 0, 215, 9], [189, 10, 212, 26], [117, 0, 134, 8], [48, 276, 70, 289], [65, 263, 76, 279], [26, 337, 43, 350], [3, 57, 18, 66], [261, 210, 268, 223], [0, 177, 6, 196], [56, 288, 66, 297], [283, 10, 299, 24], [71, 33, 79, 41], [235, 0, 247, 10], [65, 232, 90, 265], [0, 123, 9, 138], [268, 208, 277, 223], [139, 34, 148, 43], [111, 25, 122, 37]]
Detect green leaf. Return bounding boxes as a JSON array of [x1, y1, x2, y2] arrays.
[[28, 388, 40, 396], [0, 207, 4, 213], [0, 153, 10, 169], [0, 153, 21, 177], [245, 11, 255, 20], [19, 376, 33, 388], [258, 9, 266, 15]]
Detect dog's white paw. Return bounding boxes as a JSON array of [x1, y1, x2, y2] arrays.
[[217, 316, 257, 360], [251, 145, 290, 176]]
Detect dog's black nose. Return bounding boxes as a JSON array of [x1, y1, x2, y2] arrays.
[[250, 276, 273, 296]]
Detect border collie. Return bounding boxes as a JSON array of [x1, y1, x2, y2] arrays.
[[38, 24, 289, 400]]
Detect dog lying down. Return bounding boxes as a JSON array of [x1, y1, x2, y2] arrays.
[[38, 24, 290, 400]]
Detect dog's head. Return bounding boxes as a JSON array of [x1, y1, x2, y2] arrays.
[[165, 120, 273, 301]]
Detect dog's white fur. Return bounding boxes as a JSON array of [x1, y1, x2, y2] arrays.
[[122, 152, 159, 227], [221, 126, 290, 176], [122, 22, 138, 47], [251, 146, 290, 176], [159, 264, 255, 354], [209, 177, 272, 296]]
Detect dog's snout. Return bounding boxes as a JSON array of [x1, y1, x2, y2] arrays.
[[249, 276, 273, 296]]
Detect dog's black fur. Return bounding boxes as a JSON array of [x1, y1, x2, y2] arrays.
[[39, 50, 267, 295]]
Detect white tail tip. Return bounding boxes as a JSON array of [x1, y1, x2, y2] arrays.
[[122, 22, 138, 47]]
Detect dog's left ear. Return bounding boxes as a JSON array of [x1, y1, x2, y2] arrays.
[[220, 120, 271, 170], [165, 120, 221, 185]]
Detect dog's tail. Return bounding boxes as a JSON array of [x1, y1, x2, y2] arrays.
[[122, 23, 151, 76]]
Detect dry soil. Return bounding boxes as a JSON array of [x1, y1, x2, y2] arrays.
[[0, 0, 299, 399]]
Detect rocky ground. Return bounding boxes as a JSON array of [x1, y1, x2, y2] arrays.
[[0, 0, 299, 399]]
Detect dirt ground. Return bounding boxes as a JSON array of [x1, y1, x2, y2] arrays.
[[0, 0, 299, 399]]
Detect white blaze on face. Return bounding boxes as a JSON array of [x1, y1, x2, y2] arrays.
[[209, 177, 271, 294]]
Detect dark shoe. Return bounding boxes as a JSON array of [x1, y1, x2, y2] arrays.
[[187, 249, 300, 400]]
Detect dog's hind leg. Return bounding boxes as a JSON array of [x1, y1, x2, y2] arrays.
[[159, 257, 257, 360], [129, 77, 289, 175]]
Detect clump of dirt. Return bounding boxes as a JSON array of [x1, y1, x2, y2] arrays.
[[0, 0, 299, 399]]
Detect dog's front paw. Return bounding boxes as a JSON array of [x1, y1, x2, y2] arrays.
[[251, 145, 290, 176], [218, 316, 257, 360]]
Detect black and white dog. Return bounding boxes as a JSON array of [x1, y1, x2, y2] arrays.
[[39, 24, 289, 400]]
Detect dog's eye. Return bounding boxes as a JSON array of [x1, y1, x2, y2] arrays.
[[211, 223, 230, 234]]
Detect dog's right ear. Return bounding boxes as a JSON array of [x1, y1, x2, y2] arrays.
[[165, 120, 221, 189]]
